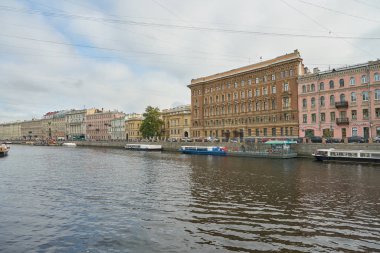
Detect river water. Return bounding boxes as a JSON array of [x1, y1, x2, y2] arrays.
[[0, 145, 379, 253]]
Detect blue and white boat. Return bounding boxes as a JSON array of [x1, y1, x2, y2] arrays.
[[180, 146, 227, 156]]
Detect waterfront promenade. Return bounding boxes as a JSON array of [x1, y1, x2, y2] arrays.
[[6, 140, 379, 158]]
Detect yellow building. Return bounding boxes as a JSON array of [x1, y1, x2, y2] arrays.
[[125, 113, 143, 141], [21, 119, 44, 140], [162, 105, 191, 140]]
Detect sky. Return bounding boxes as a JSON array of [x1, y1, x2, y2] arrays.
[[1, 0, 380, 123]]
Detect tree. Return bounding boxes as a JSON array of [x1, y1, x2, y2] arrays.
[[139, 106, 163, 139]]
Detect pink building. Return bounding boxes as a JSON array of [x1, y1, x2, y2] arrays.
[[86, 109, 125, 141], [298, 60, 380, 140]]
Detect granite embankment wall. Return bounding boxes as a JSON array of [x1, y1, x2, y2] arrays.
[[74, 141, 380, 158]]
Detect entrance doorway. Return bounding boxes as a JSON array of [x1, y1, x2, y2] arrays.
[[342, 128, 346, 138]]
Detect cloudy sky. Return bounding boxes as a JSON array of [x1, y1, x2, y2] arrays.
[[1, 0, 380, 123]]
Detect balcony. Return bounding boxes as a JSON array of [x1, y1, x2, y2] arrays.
[[336, 117, 349, 125], [335, 101, 348, 108]]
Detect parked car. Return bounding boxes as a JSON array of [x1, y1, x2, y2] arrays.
[[325, 137, 341, 143], [230, 138, 238, 143], [374, 136, 380, 143], [310, 136, 323, 143], [348, 136, 366, 143]]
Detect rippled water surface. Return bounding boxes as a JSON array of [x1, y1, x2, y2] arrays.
[[1, 145, 380, 252]]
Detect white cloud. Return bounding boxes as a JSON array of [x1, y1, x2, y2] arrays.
[[1, 0, 380, 122]]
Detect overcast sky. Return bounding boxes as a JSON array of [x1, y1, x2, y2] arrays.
[[1, 0, 380, 123]]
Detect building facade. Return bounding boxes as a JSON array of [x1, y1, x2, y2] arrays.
[[20, 119, 44, 140], [66, 109, 96, 140], [0, 121, 22, 140], [162, 105, 191, 140], [188, 50, 303, 141], [110, 116, 127, 140], [298, 60, 380, 139], [86, 109, 125, 141], [125, 114, 143, 141], [42, 111, 68, 140]]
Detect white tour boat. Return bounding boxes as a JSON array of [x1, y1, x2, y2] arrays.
[[125, 144, 162, 151], [313, 148, 380, 163]]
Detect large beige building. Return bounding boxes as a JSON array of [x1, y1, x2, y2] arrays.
[[0, 121, 22, 140], [162, 105, 191, 140], [66, 108, 96, 140], [20, 119, 44, 140], [125, 113, 143, 141], [188, 50, 304, 141], [42, 111, 68, 140]]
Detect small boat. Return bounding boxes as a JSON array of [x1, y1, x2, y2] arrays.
[[125, 144, 162, 151], [62, 142, 77, 147], [313, 148, 380, 163], [0, 144, 9, 157], [180, 146, 227, 156]]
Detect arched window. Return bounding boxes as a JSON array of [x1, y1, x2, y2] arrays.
[[311, 97, 316, 107], [375, 73, 380, 82], [339, 79, 344, 87], [272, 100, 276, 110], [241, 103, 245, 112], [255, 102, 260, 111], [329, 80, 334, 89], [361, 75, 367, 83], [330, 95, 335, 105], [310, 83, 315, 92], [319, 82, 324, 91], [320, 96, 325, 106], [340, 93, 346, 102], [302, 98, 307, 108], [302, 85, 306, 93]]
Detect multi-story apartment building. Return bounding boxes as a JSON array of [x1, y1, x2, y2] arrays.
[[162, 105, 191, 140], [42, 110, 68, 140], [66, 108, 96, 140], [188, 50, 304, 140], [110, 116, 127, 140], [298, 60, 380, 140], [20, 119, 44, 140], [86, 109, 125, 141], [0, 121, 22, 140], [125, 113, 143, 141]]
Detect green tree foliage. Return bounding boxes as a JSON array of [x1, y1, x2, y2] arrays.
[[139, 106, 163, 139]]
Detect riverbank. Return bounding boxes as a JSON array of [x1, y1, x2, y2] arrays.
[[6, 140, 379, 158]]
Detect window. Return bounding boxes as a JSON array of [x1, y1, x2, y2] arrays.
[[248, 90, 252, 98], [376, 108, 380, 118], [255, 102, 260, 111], [283, 97, 290, 108], [351, 110, 357, 120], [263, 87, 268, 95], [351, 92, 356, 102], [311, 97, 316, 107], [284, 82, 289, 91], [339, 79, 344, 87], [350, 77, 355, 85], [361, 75, 367, 83], [375, 73, 380, 82], [255, 89, 260, 96], [320, 96, 325, 106], [241, 80, 245, 86], [319, 82, 324, 91], [329, 80, 334, 89], [271, 100, 276, 110], [272, 86, 276, 94], [340, 94, 346, 102], [320, 113, 326, 122], [234, 82, 238, 88], [302, 98, 307, 108], [303, 114, 307, 123], [290, 69, 294, 76], [256, 128, 260, 136], [375, 89, 380, 100], [310, 83, 315, 92], [263, 128, 267, 136], [241, 91, 245, 99], [363, 109, 369, 119], [311, 113, 316, 123], [272, 74, 275, 81], [264, 76, 267, 82], [362, 91, 369, 101], [272, 128, 276, 136], [352, 127, 358, 137], [330, 112, 335, 121], [255, 77, 259, 84], [330, 95, 335, 105], [302, 85, 306, 93]]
